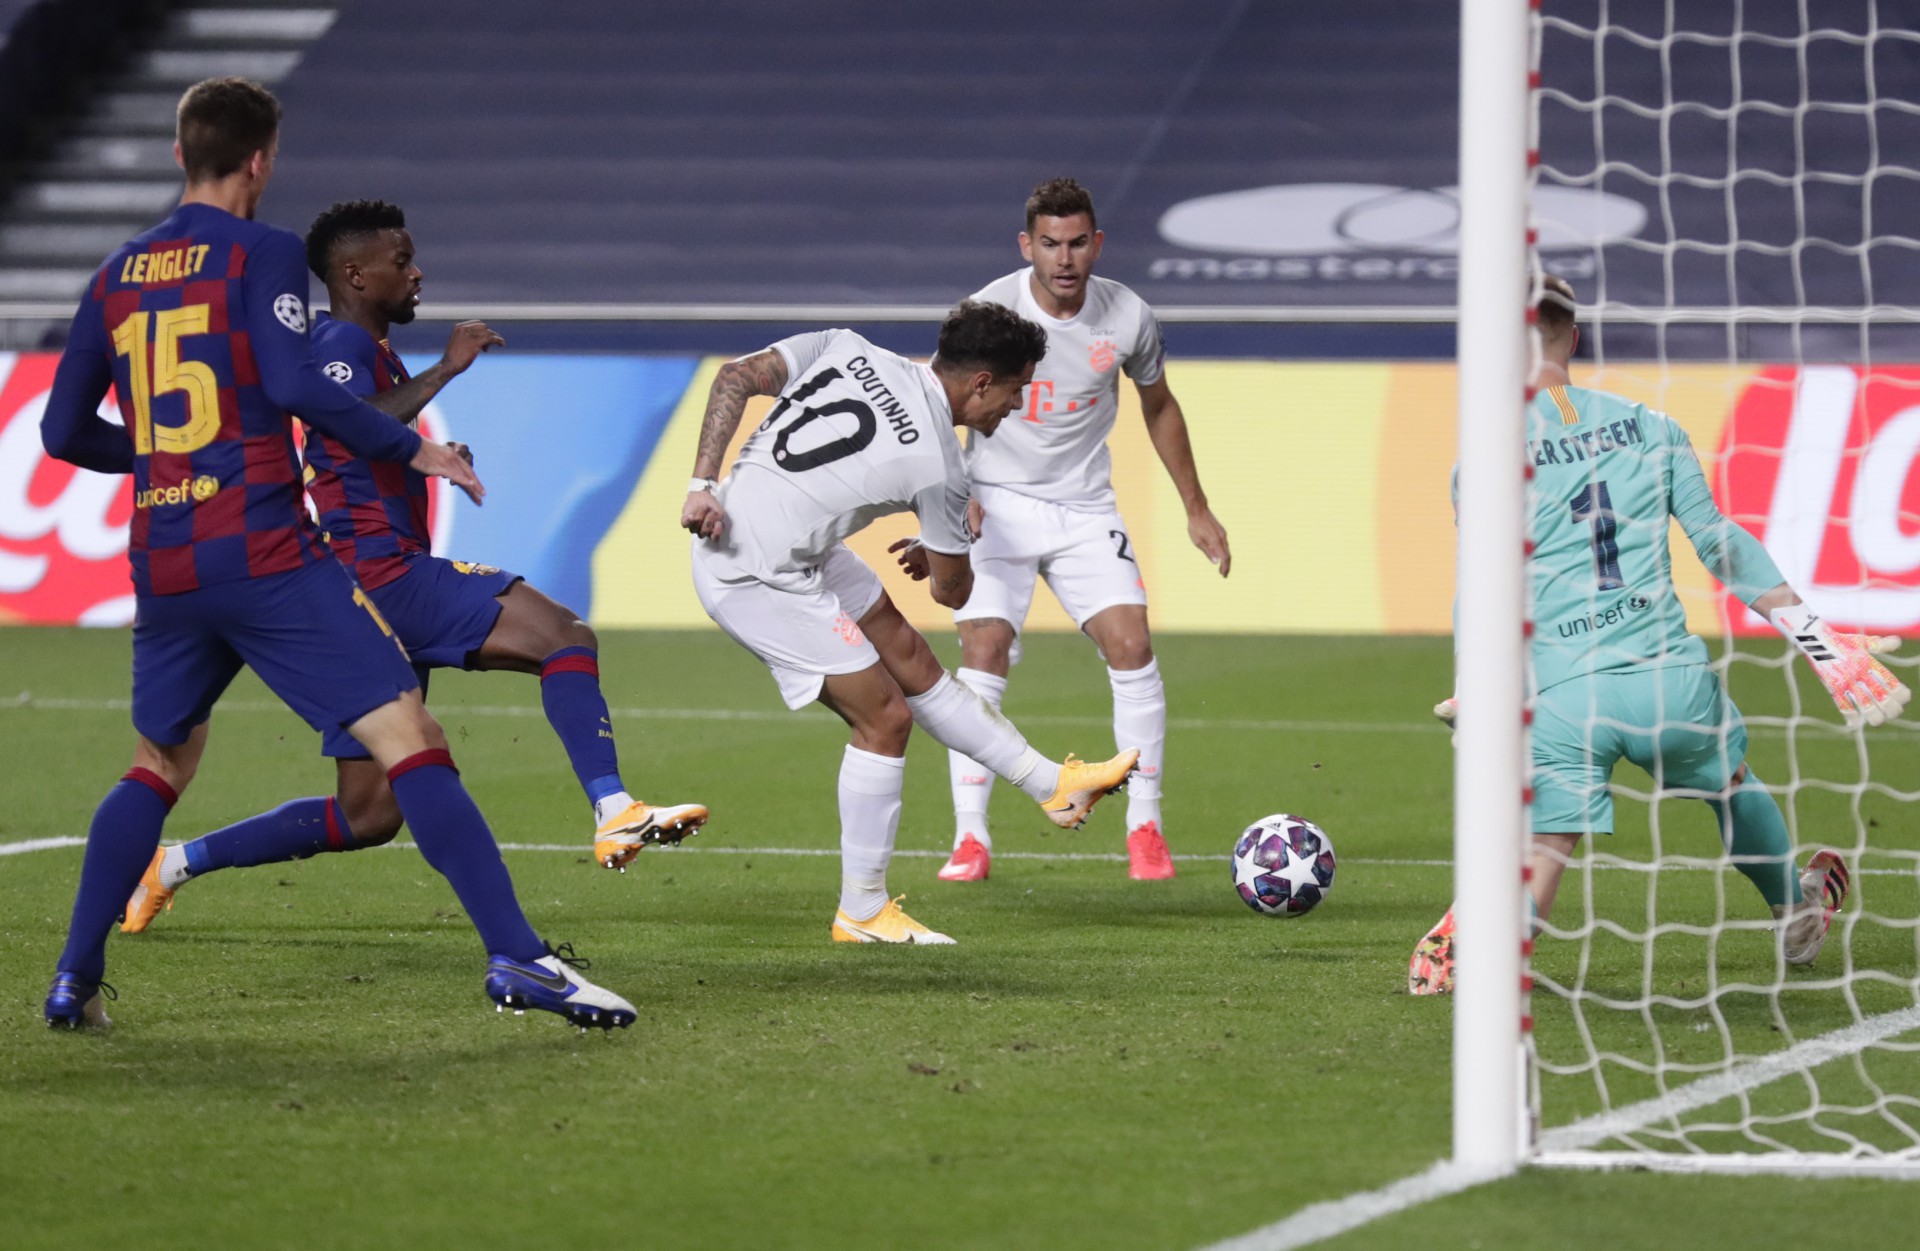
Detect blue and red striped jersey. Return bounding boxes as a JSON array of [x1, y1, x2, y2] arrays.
[[39, 202, 424, 597], [303, 313, 430, 589]]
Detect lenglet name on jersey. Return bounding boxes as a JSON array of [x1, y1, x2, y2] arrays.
[[1528, 415, 1645, 467], [120, 244, 213, 285], [845, 356, 919, 444]]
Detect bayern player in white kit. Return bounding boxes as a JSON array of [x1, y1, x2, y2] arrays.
[[681, 301, 1141, 944], [933, 179, 1231, 884]]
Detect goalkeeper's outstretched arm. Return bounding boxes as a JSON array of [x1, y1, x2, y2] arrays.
[[1668, 423, 1909, 726]]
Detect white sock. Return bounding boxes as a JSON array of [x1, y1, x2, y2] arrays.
[[1110, 660, 1166, 832], [907, 672, 1059, 802], [158, 843, 193, 889], [948, 668, 1006, 850], [838, 745, 905, 922], [593, 790, 636, 827]]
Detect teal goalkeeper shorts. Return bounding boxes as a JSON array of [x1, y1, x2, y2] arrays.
[[1531, 664, 1748, 835]]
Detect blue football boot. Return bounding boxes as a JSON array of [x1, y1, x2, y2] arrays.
[[484, 943, 635, 1032], [45, 972, 116, 1030]]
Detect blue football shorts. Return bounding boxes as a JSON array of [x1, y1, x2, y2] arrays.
[[319, 554, 522, 758], [131, 558, 418, 749]]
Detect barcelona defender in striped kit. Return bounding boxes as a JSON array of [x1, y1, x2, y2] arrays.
[[37, 78, 635, 1031], [120, 202, 705, 932]]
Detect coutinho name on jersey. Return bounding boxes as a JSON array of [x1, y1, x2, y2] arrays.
[[1528, 416, 1647, 466], [843, 356, 920, 444]]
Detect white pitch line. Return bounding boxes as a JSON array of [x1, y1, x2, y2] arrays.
[[0, 694, 1440, 735], [0, 836, 87, 857], [1198, 1005, 1920, 1250], [7, 692, 1901, 740], [8, 839, 1915, 880], [483, 845, 1449, 865], [1193, 1160, 1498, 1251], [1536, 1003, 1920, 1155], [482, 847, 1919, 877], [0, 836, 1448, 867]]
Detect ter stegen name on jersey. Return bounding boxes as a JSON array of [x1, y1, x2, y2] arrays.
[[1523, 385, 1725, 693], [1526, 413, 1648, 467]]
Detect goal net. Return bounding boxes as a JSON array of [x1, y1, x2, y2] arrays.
[[1520, 0, 1920, 1176]]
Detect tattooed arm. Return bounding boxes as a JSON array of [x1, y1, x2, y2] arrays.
[[922, 547, 974, 610], [886, 536, 975, 607], [681, 348, 790, 539]]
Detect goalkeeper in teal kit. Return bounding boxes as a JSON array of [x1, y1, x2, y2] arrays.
[[1409, 275, 1909, 995]]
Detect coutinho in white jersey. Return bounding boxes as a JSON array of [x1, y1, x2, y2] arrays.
[[965, 269, 1166, 511], [704, 329, 972, 592]]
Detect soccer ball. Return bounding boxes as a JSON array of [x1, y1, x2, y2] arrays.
[[1231, 814, 1336, 917]]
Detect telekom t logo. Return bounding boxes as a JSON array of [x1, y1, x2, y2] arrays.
[[1019, 380, 1093, 424]]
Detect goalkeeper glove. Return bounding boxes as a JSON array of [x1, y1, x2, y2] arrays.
[[1766, 603, 1911, 728]]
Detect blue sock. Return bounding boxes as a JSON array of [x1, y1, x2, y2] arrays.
[[56, 769, 175, 983], [386, 751, 543, 961], [182, 797, 347, 877], [539, 647, 625, 807]]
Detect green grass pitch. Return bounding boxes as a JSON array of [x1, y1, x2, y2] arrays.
[[2, 627, 1917, 1249]]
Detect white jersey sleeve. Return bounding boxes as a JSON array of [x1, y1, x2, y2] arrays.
[[962, 270, 1164, 511], [1123, 304, 1166, 386], [913, 470, 971, 556], [701, 330, 967, 591], [768, 329, 839, 381]]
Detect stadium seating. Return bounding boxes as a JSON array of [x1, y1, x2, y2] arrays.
[[0, 0, 154, 167], [2, 0, 1914, 329], [264, 0, 1453, 308]]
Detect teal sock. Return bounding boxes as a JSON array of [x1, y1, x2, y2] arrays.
[[1707, 773, 1801, 908]]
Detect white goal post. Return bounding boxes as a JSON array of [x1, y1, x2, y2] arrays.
[[1457, 0, 1920, 1181], [1451, 0, 1533, 1181]]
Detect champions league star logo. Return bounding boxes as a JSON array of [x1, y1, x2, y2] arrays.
[[272, 293, 308, 332]]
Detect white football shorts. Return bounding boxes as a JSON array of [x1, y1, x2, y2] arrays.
[[954, 484, 1148, 640], [691, 540, 887, 710]]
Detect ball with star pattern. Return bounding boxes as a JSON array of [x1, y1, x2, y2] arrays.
[[1230, 814, 1336, 917]]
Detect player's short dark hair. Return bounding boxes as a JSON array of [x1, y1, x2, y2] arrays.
[[176, 78, 281, 182], [935, 299, 1049, 380], [1025, 177, 1097, 232], [305, 200, 408, 281], [1537, 273, 1577, 340]]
